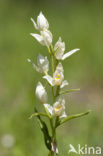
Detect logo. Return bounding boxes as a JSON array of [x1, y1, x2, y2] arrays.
[[68, 144, 102, 155]]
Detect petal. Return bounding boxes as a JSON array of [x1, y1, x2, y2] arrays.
[[60, 112, 67, 118], [31, 18, 38, 30], [56, 62, 64, 72], [54, 37, 65, 51], [43, 75, 54, 86], [62, 48, 80, 60], [37, 54, 49, 73], [60, 80, 69, 88], [58, 97, 65, 106], [53, 97, 66, 117], [44, 104, 53, 115], [30, 33, 45, 45], [35, 82, 48, 103], [41, 30, 52, 47], [54, 37, 65, 60], [41, 56, 49, 73], [37, 54, 45, 66], [54, 50, 63, 60], [37, 12, 49, 30]]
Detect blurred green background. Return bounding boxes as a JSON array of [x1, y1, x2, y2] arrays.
[[0, 0, 103, 155]]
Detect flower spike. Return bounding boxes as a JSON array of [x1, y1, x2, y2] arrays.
[[28, 11, 90, 156]]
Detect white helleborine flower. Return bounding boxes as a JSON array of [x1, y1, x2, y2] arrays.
[[44, 98, 67, 118], [43, 63, 69, 88], [28, 54, 49, 74], [54, 37, 80, 60], [54, 37, 65, 60], [31, 29, 52, 47], [35, 82, 47, 103], [53, 64, 64, 86], [31, 12, 49, 31]]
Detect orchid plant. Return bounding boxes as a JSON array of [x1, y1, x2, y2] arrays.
[[28, 12, 90, 156]]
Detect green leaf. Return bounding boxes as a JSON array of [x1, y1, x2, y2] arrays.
[[44, 106, 52, 119], [59, 110, 91, 126], [28, 112, 48, 119], [59, 88, 80, 95], [34, 108, 52, 151]]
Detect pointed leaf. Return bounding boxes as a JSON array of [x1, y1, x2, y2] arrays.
[[59, 88, 80, 95], [34, 108, 52, 150], [29, 112, 48, 119], [59, 110, 91, 126]]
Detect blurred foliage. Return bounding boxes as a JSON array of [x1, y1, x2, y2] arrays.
[[0, 0, 103, 155]]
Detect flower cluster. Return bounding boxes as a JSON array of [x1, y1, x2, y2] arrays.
[[31, 12, 52, 47], [28, 12, 90, 155]]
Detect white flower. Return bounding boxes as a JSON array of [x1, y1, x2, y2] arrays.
[[44, 98, 67, 118], [54, 37, 80, 60], [35, 82, 47, 103], [31, 29, 52, 47], [43, 63, 68, 88], [54, 37, 65, 60], [28, 54, 49, 74], [53, 98, 67, 118], [53, 66, 64, 86], [30, 12, 52, 47], [31, 12, 49, 31]]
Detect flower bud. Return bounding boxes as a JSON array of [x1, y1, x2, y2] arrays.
[[37, 12, 49, 31], [35, 82, 47, 103], [54, 37, 65, 60], [41, 29, 52, 47]]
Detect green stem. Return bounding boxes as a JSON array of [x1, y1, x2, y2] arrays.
[[48, 45, 58, 156], [48, 151, 54, 156], [51, 54, 55, 73], [55, 59, 58, 70], [48, 46, 55, 73], [48, 151, 58, 156], [50, 118, 54, 135], [55, 86, 60, 97], [51, 86, 55, 102]]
